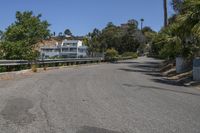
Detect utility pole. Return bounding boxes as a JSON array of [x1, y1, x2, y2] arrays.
[[163, 0, 168, 27], [140, 18, 144, 30]]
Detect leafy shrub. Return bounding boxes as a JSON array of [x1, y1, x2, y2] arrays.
[[0, 66, 7, 73], [121, 52, 138, 59], [31, 64, 37, 72], [43, 65, 47, 71], [105, 48, 119, 61], [159, 40, 182, 59]]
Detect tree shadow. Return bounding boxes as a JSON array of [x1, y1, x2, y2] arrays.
[[146, 73, 163, 77], [152, 78, 184, 86], [118, 68, 152, 73], [118, 61, 162, 77], [117, 60, 195, 86], [138, 85, 200, 96], [131, 64, 160, 69], [116, 61, 140, 64], [76, 126, 122, 133], [117, 59, 199, 87], [152, 76, 195, 87], [142, 61, 161, 65]]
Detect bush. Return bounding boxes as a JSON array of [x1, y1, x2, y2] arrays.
[[121, 52, 138, 59], [105, 48, 119, 61], [159, 42, 181, 59], [31, 64, 37, 72], [43, 65, 47, 71], [0, 66, 7, 73]]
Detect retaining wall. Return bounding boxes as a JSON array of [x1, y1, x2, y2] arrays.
[[193, 58, 200, 81], [176, 57, 191, 73]]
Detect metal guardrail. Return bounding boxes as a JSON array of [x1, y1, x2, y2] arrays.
[[0, 58, 103, 66]]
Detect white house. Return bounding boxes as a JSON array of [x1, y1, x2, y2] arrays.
[[40, 39, 88, 58]]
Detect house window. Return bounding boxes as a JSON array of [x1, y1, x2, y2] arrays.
[[78, 49, 85, 53], [62, 48, 69, 52], [63, 42, 77, 46], [70, 48, 77, 52], [54, 49, 60, 52], [63, 43, 68, 46]]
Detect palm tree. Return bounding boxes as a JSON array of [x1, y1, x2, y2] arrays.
[[163, 0, 168, 27], [176, 0, 200, 57], [172, 0, 183, 13]]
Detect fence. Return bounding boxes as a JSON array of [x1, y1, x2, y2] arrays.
[[0, 58, 103, 67]]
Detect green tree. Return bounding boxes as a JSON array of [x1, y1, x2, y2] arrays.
[[87, 19, 146, 55], [120, 19, 145, 54], [150, 0, 200, 59], [172, 0, 184, 13], [0, 30, 3, 40], [64, 29, 72, 36], [173, 0, 200, 57], [100, 22, 120, 51], [158, 24, 182, 59], [105, 48, 118, 61], [5, 11, 50, 45], [127, 19, 138, 28], [101, 20, 142, 54], [142, 26, 154, 33], [86, 28, 102, 56], [2, 11, 50, 60]]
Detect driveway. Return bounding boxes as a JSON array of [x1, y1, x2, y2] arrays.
[[0, 57, 200, 133]]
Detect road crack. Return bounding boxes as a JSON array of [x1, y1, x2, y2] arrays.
[[39, 98, 55, 133]]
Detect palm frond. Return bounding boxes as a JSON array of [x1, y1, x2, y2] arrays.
[[192, 23, 200, 38]]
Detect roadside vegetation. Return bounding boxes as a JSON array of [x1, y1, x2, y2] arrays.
[[148, 0, 200, 82], [121, 52, 138, 59], [85, 20, 155, 57], [0, 11, 50, 60], [105, 48, 119, 62], [0, 11, 51, 72], [149, 0, 200, 61]]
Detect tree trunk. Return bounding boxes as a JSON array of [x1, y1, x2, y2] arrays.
[[163, 0, 168, 27]]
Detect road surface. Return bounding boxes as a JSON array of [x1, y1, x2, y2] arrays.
[[0, 57, 200, 133]]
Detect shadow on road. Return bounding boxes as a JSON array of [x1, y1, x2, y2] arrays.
[[138, 85, 200, 96], [116, 61, 140, 64], [152, 79, 184, 86], [118, 60, 162, 77], [76, 126, 122, 133], [132, 64, 160, 69], [117, 59, 193, 87], [118, 68, 152, 73]]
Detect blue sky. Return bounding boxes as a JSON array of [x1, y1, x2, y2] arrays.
[[0, 0, 174, 36]]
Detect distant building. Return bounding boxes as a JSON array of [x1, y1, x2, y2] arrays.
[[40, 39, 88, 59]]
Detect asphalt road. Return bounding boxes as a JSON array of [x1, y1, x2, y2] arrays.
[[0, 57, 200, 133]]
